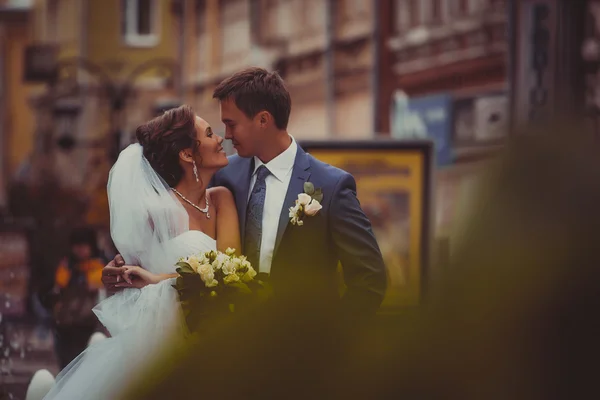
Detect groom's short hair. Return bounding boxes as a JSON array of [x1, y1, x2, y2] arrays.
[[212, 67, 291, 130]]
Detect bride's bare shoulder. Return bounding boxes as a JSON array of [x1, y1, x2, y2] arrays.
[[207, 186, 235, 210]]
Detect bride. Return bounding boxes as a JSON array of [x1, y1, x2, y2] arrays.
[[44, 105, 239, 399]]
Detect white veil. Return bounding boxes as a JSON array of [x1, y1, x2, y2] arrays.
[[44, 143, 196, 400], [107, 143, 189, 274]]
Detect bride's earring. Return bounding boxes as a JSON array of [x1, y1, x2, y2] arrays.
[[192, 161, 199, 182]]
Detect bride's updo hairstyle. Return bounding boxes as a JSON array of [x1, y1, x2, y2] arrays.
[[136, 105, 200, 187]]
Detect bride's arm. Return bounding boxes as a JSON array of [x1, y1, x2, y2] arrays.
[[104, 255, 178, 291], [114, 267, 176, 289], [209, 186, 241, 253]]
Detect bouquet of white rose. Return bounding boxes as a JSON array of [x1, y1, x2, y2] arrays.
[[172, 248, 271, 332]]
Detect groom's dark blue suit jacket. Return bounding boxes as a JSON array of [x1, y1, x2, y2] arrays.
[[211, 146, 386, 315]]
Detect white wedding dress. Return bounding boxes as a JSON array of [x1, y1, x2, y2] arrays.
[[44, 144, 217, 400]]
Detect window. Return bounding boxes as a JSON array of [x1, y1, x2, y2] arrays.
[[395, 0, 413, 32], [196, 0, 209, 76], [220, 0, 250, 58], [46, 0, 58, 41], [449, 0, 470, 17], [410, 0, 421, 26], [468, 0, 485, 13], [121, 0, 160, 47], [276, 0, 294, 38], [339, 0, 369, 21], [305, 0, 326, 31], [431, 0, 452, 23], [349, 0, 369, 15], [397, 0, 439, 31], [257, 0, 297, 41], [431, 0, 442, 22]]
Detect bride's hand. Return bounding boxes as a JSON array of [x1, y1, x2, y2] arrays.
[[115, 266, 160, 289]]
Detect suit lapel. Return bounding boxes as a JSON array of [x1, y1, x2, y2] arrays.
[[233, 157, 254, 249], [274, 148, 311, 256]]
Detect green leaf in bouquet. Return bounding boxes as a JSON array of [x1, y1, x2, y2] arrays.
[[174, 276, 184, 288], [175, 262, 195, 275], [304, 182, 315, 195]]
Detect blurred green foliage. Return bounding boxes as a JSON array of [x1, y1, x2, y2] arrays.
[[123, 121, 600, 399]]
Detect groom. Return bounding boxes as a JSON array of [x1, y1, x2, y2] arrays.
[[104, 67, 386, 315]]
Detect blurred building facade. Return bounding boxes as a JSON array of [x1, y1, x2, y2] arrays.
[[379, 0, 508, 135], [509, 0, 587, 128], [1, 0, 595, 239], [0, 0, 514, 254], [182, 0, 377, 140], [375, 0, 509, 245], [0, 1, 189, 307], [0, 0, 37, 211], [2, 0, 186, 226], [431, 0, 590, 249]]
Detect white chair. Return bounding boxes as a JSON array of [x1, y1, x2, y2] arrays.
[[25, 369, 55, 400], [87, 331, 107, 347]]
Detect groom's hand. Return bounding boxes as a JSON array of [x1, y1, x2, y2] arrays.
[[101, 254, 127, 294]]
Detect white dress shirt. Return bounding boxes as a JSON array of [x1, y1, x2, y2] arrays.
[[248, 136, 297, 274]]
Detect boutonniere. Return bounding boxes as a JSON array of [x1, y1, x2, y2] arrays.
[[289, 182, 323, 226]]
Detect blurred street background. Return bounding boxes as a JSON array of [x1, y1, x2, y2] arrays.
[[0, 0, 598, 398]]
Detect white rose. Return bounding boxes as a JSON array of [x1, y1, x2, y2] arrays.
[[304, 199, 322, 216], [215, 253, 229, 266], [297, 193, 312, 206], [205, 279, 218, 288], [223, 273, 240, 284], [221, 260, 236, 275], [242, 266, 257, 282], [242, 260, 252, 270], [225, 247, 236, 256], [197, 264, 214, 282], [232, 258, 242, 268], [187, 256, 201, 272]]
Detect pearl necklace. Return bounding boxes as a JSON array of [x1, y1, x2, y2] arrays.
[[171, 188, 210, 219]]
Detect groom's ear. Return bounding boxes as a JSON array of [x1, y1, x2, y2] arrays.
[[256, 111, 271, 128]]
